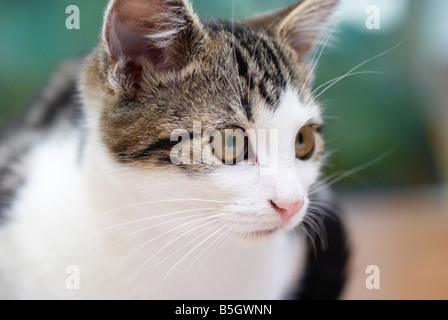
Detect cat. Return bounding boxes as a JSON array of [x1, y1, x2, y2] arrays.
[[0, 0, 349, 299]]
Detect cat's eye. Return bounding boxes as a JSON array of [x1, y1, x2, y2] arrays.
[[212, 127, 248, 164], [295, 125, 316, 160]]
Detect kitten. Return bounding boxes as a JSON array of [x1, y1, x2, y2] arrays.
[[0, 0, 348, 299]]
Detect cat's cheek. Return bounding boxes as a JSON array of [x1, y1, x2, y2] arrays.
[[296, 160, 322, 190]]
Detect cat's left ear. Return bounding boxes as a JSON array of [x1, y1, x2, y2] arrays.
[[244, 0, 339, 60], [102, 0, 204, 88]]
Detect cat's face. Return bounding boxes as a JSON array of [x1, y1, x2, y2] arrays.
[[81, 0, 338, 238]]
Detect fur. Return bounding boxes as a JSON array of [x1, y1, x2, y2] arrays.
[[0, 0, 347, 299]]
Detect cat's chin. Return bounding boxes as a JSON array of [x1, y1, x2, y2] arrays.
[[229, 212, 305, 242], [237, 224, 299, 242], [249, 227, 279, 237], [228, 228, 279, 242]]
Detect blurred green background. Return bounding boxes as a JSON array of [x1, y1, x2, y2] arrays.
[[0, 0, 446, 191]]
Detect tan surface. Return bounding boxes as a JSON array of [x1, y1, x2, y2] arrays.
[[340, 188, 448, 300]]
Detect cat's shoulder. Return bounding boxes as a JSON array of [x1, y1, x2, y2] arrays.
[[0, 59, 84, 224]]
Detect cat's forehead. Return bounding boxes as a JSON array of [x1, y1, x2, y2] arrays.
[[148, 20, 317, 130], [259, 87, 322, 131], [90, 0, 335, 168]]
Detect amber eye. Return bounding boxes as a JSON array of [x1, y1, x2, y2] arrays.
[[295, 125, 315, 160], [212, 127, 247, 164]]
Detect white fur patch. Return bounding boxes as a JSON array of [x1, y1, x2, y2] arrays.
[[0, 85, 318, 299], [208, 87, 322, 234]]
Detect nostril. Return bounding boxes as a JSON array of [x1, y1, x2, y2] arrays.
[[269, 200, 279, 211], [269, 199, 304, 221], [270, 200, 288, 215]]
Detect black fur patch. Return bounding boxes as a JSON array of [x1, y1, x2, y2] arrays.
[[0, 159, 25, 225], [204, 19, 292, 118], [0, 63, 82, 225], [36, 80, 78, 129], [128, 138, 180, 160], [292, 201, 350, 300]]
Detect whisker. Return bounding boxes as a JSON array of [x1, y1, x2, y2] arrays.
[[311, 71, 385, 97], [302, 215, 321, 241], [144, 221, 224, 283], [95, 198, 229, 220], [304, 213, 327, 250], [311, 41, 403, 103], [305, 212, 325, 235], [195, 226, 233, 278], [297, 223, 317, 259], [186, 224, 234, 279], [120, 217, 226, 297], [310, 150, 393, 195], [308, 201, 341, 216], [101, 210, 218, 249], [153, 223, 228, 297], [114, 214, 228, 276], [311, 170, 348, 193], [300, 17, 341, 98], [85, 208, 215, 241]]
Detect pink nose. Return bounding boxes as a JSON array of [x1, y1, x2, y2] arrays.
[[270, 199, 304, 221]]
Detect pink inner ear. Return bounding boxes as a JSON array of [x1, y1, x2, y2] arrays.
[[109, 12, 167, 72], [105, 0, 195, 83], [109, 13, 148, 59]]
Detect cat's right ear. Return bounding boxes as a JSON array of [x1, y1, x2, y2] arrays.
[[244, 0, 340, 61], [102, 0, 203, 90]]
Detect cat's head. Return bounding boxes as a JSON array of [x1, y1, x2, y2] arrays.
[[81, 0, 339, 238]]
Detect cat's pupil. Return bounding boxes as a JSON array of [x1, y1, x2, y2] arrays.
[[298, 133, 304, 145], [225, 135, 236, 152]]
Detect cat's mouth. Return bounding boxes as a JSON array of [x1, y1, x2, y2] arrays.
[[249, 228, 279, 237], [242, 215, 303, 239], [227, 224, 282, 241]]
